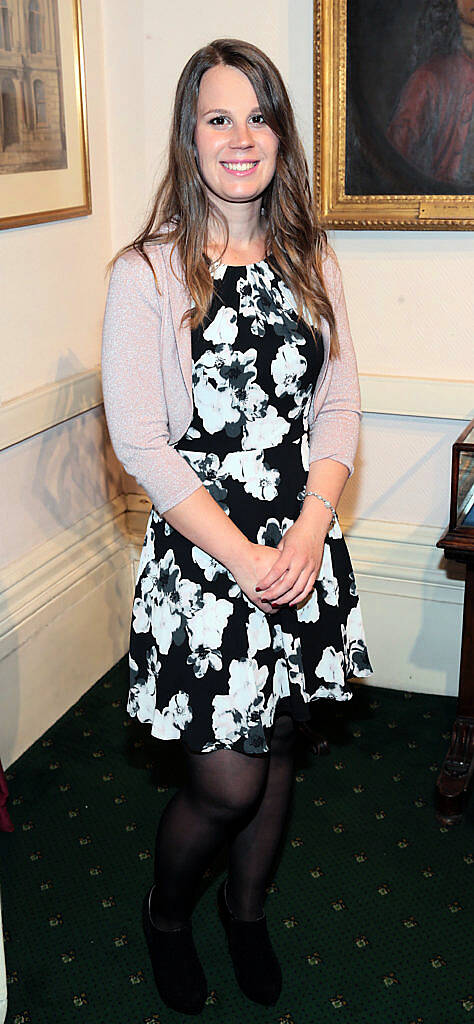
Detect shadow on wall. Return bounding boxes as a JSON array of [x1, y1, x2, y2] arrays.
[[0, 352, 127, 765]]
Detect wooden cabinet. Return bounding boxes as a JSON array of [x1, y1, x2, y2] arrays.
[[436, 419, 474, 824]]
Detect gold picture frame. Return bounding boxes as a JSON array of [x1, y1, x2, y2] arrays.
[[314, 0, 474, 230], [0, 0, 91, 230]]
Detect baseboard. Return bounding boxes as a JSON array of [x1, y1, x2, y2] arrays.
[[0, 493, 465, 767]]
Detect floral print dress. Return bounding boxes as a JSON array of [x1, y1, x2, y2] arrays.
[[128, 256, 372, 754]]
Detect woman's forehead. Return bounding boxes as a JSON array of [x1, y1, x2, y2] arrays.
[[197, 65, 259, 111]]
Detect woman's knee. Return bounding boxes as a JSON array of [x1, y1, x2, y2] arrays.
[[186, 748, 268, 823]]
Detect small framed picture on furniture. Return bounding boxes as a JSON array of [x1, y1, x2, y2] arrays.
[[314, 0, 474, 230], [0, 0, 91, 230]]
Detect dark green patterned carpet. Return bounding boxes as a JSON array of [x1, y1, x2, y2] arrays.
[[1, 659, 473, 1024]]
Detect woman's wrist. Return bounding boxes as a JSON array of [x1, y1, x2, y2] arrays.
[[299, 497, 333, 534]]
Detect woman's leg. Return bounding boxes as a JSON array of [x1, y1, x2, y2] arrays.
[[226, 714, 296, 920], [151, 746, 269, 929]]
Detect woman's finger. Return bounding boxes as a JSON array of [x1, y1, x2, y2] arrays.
[[259, 553, 315, 599], [255, 552, 293, 591], [274, 570, 317, 607]]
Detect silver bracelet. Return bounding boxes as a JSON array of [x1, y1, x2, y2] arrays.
[[300, 488, 337, 530]]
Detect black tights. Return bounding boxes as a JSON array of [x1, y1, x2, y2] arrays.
[[151, 715, 296, 928]]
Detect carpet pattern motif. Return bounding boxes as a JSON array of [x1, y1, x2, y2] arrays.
[[1, 659, 473, 1024]]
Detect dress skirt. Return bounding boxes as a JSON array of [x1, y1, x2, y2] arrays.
[[127, 257, 372, 754]]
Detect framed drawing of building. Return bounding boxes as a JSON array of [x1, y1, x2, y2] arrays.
[[0, 0, 90, 230], [314, 0, 474, 229]]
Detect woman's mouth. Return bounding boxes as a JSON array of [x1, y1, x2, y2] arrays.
[[221, 161, 259, 176]]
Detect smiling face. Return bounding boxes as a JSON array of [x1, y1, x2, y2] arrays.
[[457, 0, 474, 26], [193, 63, 279, 213]]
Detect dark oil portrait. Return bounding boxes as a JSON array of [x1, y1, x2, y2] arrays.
[[346, 0, 474, 196]]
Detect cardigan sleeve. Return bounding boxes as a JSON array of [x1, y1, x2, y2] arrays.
[[101, 250, 203, 515], [308, 246, 362, 476]]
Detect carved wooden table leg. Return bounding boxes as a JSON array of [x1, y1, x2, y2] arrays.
[[435, 559, 474, 825]]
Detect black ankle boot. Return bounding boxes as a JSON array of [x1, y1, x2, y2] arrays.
[[142, 886, 207, 1015], [217, 879, 282, 1006]]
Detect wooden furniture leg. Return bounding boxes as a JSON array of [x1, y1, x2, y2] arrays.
[[435, 558, 474, 825]]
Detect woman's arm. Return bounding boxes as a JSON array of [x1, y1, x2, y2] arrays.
[[254, 246, 358, 606], [102, 250, 281, 614], [102, 251, 204, 515]]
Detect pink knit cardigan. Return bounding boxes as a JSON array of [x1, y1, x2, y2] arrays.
[[101, 240, 361, 515]]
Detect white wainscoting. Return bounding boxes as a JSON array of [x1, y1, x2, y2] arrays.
[[0, 496, 134, 767], [1, 369, 473, 454]]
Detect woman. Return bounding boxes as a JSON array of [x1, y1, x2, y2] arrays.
[[102, 37, 371, 1016]]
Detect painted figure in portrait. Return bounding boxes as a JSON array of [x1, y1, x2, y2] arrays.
[[346, 0, 474, 196], [387, 0, 474, 188], [0, 0, 67, 174]]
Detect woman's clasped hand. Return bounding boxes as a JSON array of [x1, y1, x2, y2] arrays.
[[231, 515, 328, 615]]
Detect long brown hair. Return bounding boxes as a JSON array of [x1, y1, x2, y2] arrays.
[[118, 38, 338, 355]]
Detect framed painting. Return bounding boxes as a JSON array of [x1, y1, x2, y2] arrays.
[[0, 0, 91, 230], [314, 0, 474, 229]]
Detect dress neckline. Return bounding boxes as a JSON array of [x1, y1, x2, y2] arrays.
[[211, 257, 269, 270]]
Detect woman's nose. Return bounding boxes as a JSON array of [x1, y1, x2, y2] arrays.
[[229, 121, 254, 149]]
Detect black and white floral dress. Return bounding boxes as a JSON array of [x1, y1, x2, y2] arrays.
[[128, 256, 372, 754]]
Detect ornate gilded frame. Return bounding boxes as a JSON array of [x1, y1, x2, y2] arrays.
[[313, 0, 474, 230], [0, 0, 91, 231]]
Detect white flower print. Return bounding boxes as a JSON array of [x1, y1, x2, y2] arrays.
[[257, 516, 294, 548], [135, 549, 203, 655], [296, 586, 320, 623], [237, 263, 276, 335], [315, 645, 345, 687], [272, 625, 306, 697], [262, 658, 290, 727], [246, 608, 271, 659], [203, 304, 238, 347], [271, 342, 307, 398], [191, 546, 227, 582], [177, 450, 229, 507], [132, 594, 152, 635], [302, 386, 315, 432], [288, 382, 314, 421], [221, 450, 280, 501], [127, 648, 160, 723], [183, 425, 202, 441], [186, 594, 233, 678], [317, 544, 339, 606], [209, 658, 269, 748], [136, 521, 156, 581], [343, 604, 371, 677], [193, 347, 257, 435], [242, 401, 290, 449], [328, 516, 342, 540], [151, 691, 193, 740], [299, 432, 310, 472]]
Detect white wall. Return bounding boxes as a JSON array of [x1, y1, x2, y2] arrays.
[[0, 0, 471, 765], [0, 0, 112, 404]]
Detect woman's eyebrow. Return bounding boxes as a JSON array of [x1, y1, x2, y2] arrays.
[[202, 106, 262, 117]]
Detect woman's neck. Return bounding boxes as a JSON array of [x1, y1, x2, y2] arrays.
[[206, 200, 267, 263]]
